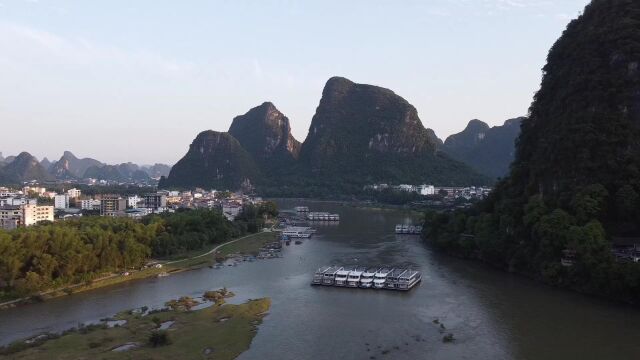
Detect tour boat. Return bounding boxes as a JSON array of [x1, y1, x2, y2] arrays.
[[334, 266, 356, 286], [322, 266, 343, 285], [359, 267, 380, 288], [396, 270, 422, 290], [347, 266, 368, 287], [395, 225, 403, 233], [312, 266, 332, 285], [385, 269, 408, 289], [373, 267, 393, 289]]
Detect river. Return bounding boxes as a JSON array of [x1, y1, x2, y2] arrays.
[[1, 200, 639, 359]]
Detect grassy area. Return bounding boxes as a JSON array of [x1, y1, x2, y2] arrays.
[[2, 294, 271, 360], [217, 231, 277, 257]]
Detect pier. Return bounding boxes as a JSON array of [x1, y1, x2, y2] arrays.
[[312, 265, 421, 291]]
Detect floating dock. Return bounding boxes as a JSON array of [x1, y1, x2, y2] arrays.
[[312, 265, 421, 291], [395, 224, 422, 235]]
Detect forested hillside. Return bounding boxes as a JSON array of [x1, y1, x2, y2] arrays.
[[424, 0, 640, 303]]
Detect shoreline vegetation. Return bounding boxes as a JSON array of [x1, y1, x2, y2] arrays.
[[1, 289, 271, 360], [0, 203, 279, 310], [0, 231, 277, 311]]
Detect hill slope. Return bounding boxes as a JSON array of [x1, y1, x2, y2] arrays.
[[228, 102, 300, 173], [160, 131, 259, 189], [443, 117, 523, 179], [424, 0, 640, 303], [298, 77, 487, 186]]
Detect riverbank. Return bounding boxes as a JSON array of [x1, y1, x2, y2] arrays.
[[1, 291, 271, 360], [0, 231, 278, 311]]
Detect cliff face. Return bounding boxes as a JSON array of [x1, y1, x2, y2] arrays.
[[228, 102, 300, 172], [160, 131, 259, 189], [443, 117, 524, 179], [298, 77, 486, 185]]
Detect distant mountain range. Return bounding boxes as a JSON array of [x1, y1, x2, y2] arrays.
[[0, 150, 171, 184], [161, 77, 492, 194], [441, 117, 524, 179]]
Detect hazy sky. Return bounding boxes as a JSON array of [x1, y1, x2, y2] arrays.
[[0, 0, 590, 165]]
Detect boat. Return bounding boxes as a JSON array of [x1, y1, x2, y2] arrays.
[[322, 266, 343, 285], [359, 267, 380, 288], [373, 267, 393, 289], [334, 266, 356, 286], [312, 266, 332, 285], [385, 269, 408, 289], [347, 266, 368, 287], [401, 225, 409, 234], [295, 240, 302, 245], [396, 269, 422, 290], [395, 225, 403, 234], [282, 226, 314, 238], [295, 206, 309, 212], [157, 272, 169, 278]]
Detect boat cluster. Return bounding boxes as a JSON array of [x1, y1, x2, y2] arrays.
[[395, 224, 423, 235], [312, 266, 422, 291], [282, 226, 315, 238], [306, 212, 340, 221]]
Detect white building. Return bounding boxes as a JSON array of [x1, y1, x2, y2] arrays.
[[127, 195, 141, 208], [54, 194, 70, 209], [22, 204, 54, 226], [418, 185, 435, 196], [67, 188, 82, 199]]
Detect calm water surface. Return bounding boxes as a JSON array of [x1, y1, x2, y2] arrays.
[[1, 200, 639, 359]]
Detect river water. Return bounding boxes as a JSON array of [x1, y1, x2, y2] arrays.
[[1, 200, 639, 359]]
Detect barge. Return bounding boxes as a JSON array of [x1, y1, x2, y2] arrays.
[[313, 265, 421, 291]]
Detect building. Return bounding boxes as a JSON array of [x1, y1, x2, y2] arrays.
[[23, 186, 47, 196], [54, 194, 70, 209], [67, 188, 82, 199], [418, 185, 436, 196], [100, 196, 127, 216], [0, 205, 22, 229], [143, 193, 167, 210], [76, 198, 95, 210], [1, 197, 36, 206], [0, 204, 53, 228], [127, 195, 141, 208], [21, 204, 54, 226]]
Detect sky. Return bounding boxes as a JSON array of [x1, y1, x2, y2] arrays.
[[0, 0, 591, 165]]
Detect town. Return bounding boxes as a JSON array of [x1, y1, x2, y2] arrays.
[[0, 185, 262, 230]]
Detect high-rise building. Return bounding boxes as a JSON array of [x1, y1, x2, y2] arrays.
[[143, 193, 167, 210], [67, 188, 82, 199], [100, 196, 127, 216], [54, 194, 70, 209], [21, 204, 54, 226]]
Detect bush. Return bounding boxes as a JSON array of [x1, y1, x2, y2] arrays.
[[148, 330, 171, 347]]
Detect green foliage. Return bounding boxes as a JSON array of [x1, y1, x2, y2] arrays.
[[423, 0, 640, 304], [149, 330, 171, 347], [0, 209, 239, 298]]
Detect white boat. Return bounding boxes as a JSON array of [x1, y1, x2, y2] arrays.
[[347, 266, 368, 287], [397, 270, 422, 290], [385, 269, 408, 289], [334, 266, 356, 286], [395, 225, 403, 233], [373, 267, 393, 289], [359, 267, 380, 288], [295, 206, 309, 212], [322, 266, 343, 285], [312, 266, 332, 285], [401, 225, 409, 234], [282, 226, 313, 238]]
